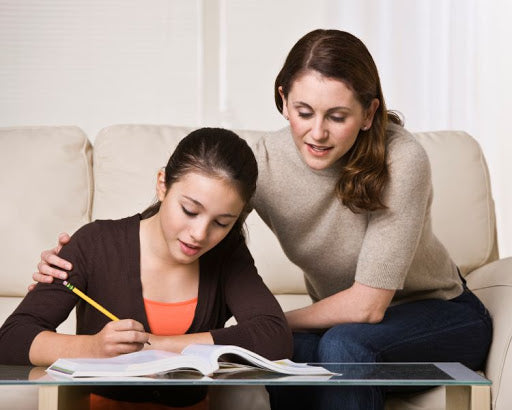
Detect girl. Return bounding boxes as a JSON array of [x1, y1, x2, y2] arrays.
[[0, 127, 292, 408]]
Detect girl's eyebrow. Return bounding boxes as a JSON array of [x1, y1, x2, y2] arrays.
[[183, 195, 203, 208], [182, 195, 238, 218]]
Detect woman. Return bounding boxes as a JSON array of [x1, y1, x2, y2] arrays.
[[0, 127, 292, 408], [33, 30, 492, 409]]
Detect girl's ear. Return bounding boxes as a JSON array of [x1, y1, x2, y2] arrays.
[[279, 86, 290, 120], [156, 168, 167, 201]]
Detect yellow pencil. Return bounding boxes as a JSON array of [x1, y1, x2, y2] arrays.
[[62, 280, 151, 345], [62, 280, 120, 321]]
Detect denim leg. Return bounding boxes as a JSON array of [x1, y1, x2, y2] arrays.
[[313, 290, 492, 409], [269, 291, 492, 410], [290, 331, 321, 362], [317, 290, 492, 369]]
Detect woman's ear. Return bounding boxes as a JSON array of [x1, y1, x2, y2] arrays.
[[156, 168, 167, 201], [363, 98, 380, 129], [278, 86, 290, 120]]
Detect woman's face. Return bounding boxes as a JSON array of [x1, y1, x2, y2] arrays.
[[156, 171, 245, 265], [280, 70, 379, 170]]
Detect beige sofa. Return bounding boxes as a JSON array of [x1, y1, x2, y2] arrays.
[[0, 124, 511, 410]]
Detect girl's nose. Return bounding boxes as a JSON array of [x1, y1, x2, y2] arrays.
[[190, 220, 208, 242]]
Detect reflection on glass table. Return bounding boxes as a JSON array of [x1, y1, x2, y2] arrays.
[[0, 361, 490, 387], [0, 362, 490, 410]]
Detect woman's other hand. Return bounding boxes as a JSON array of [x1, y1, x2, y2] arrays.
[[28, 233, 72, 291]]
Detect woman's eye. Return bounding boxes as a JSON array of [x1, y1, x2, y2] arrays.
[[330, 116, 346, 123], [297, 112, 313, 119], [182, 206, 197, 217], [215, 221, 229, 228]]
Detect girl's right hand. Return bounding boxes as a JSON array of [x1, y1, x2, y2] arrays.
[[90, 319, 150, 357], [29, 232, 72, 291], [29, 319, 150, 366]]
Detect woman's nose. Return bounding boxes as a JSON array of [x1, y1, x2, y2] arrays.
[[310, 118, 328, 141]]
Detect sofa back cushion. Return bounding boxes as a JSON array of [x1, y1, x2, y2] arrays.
[[0, 126, 92, 331], [92, 124, 191, 220], [92, 125, 497, 302], [414, 130, 498, 274], [0, 126, 93, 296]]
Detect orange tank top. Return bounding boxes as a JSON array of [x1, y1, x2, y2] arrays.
[[143, 297, 198, 336]]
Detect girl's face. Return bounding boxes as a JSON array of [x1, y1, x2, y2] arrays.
[[156, 171, 245, 265], [280, 70, 379, 171]]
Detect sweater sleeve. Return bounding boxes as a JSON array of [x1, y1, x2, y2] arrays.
[[354, 133, 432, 290], [0, 222, 98, 365], [209, 241, 293, 360]]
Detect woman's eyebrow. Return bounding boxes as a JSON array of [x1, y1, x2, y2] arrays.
[[293, 101, 352, 113], [326, 106, 351, 114]]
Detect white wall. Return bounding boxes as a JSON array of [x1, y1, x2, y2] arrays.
[[1, 0, 511, 257], [0, 0, 202, 136]]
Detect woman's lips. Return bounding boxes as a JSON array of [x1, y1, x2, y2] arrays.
[[305, 143, 333, 156], [179, 240, 201, 256]]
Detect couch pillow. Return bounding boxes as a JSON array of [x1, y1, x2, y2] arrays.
[[92, 124, 192, 220], [415, 130, 497, 274], [0, 126, 92, 297]]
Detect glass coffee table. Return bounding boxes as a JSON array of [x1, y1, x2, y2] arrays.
[[0, 362, 490, 410]]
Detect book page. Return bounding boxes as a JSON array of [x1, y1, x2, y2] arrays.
[[47, 349, 215, 378], [181, 344, 334, 375]]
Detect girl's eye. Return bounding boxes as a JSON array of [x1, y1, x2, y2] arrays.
[[182, 206, 197, 217], [330, 116, 346, 123], [298, 112, 313, 119], [215, 221, 229, 228]]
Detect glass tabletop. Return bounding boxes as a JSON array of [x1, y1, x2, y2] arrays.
[[0, 362, 490, 387]]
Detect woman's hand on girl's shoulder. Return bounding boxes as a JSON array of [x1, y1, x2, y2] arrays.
[[28, 232, 72, 291]]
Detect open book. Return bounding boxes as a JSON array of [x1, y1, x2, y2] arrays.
[[46, 344, 334, 378]]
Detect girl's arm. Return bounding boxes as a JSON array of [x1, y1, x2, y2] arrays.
[[209, 240, 293, 360], [29, 319, 149, 366], [285, 282, 395, 331], [3, 222, 149, 366], [2, 271, 149, 366], [145, 332, 214, 353]]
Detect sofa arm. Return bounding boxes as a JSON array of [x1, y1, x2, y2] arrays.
[[465, 257, 512, 410]]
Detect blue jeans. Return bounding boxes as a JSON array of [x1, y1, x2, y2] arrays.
[[268, 288, 492, 410]]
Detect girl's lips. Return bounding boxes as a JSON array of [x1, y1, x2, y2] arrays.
[[179, 240, 201, 256], [305, 143, 333, 157]]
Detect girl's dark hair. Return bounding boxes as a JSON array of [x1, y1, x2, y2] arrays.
[[141, 127, 258, 247], [275, 29, 403, 213]]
